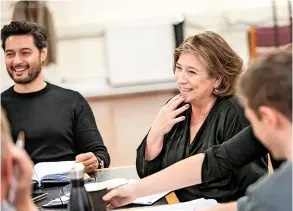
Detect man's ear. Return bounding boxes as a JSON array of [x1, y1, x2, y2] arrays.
[[258, 106, 279, 129], [40, 47, 48, 63]]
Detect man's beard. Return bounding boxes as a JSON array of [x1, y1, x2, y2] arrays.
[[8, 63, 42, 84]]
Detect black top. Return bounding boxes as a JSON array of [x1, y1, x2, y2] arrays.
[[1, 82, 110, 167], [202, 126, 284, 183], [136, 96, 268, 203]]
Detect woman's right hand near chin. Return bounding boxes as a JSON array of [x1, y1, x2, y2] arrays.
[[150, 94, 189, 138], [145, 94, 190, 160]]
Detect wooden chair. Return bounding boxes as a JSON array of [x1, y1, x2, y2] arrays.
[[248, 24, 291, 64]]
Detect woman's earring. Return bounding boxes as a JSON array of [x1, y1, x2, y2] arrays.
[[213, 88, 219, 94]]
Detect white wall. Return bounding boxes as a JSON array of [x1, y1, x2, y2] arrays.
[[1, 0, 291, 96]]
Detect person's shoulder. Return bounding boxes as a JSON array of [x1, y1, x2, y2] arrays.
[[47, 83, 87, 108], [219, 95, 242, 109], [1, 86, 14, 97], [48, 82, 84, 100], [1, 86, 15, 104], [216, 95, 243, 114], [48, 82, 78, 94], [254, 162, 292, 189], [247, 161, 292, 199], [216, 95, 248, 123]]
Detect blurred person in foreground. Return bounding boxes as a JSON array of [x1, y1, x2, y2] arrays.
[[1, 108, 37, 211], [199, 47, 292, 211]]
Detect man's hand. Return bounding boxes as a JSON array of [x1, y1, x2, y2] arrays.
[[102, 183, 137, 208], [9, 143, 37, 211], [76, 152, 99, 173]]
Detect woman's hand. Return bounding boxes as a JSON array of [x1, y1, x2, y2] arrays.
[[150, 94, 189, 139], [145, 94, 189, 160]]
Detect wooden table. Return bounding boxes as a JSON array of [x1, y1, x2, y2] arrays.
[[35, 165, 179, 210]]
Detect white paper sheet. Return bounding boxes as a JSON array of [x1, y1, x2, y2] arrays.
[[128, 198, 218, 210]]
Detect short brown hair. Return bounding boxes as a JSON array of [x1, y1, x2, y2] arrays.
[[174, 31, 244, 96], [1, 108, 12, 161], [237, 49, 292, 121], [1, 20, 47, 51]]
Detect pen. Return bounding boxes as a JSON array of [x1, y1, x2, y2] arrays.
[[8, 131, 25, 205]]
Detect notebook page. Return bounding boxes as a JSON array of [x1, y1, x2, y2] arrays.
[[33, 161, 76, 182], [31, 171, 39, 183], [129, 198, 218, 210]]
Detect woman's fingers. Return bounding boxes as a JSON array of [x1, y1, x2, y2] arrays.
[[165, 94, 181, 107], [173, 104, 190, 117], [173, 116, 186, 124], [168, 95, 186, 110]]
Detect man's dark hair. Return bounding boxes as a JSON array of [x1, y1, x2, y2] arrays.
[[237, 49, 292, 121], [1, 20, 47, 50]]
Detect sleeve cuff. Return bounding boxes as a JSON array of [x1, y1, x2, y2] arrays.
[[136, 136, 163, 177], [202, 147, 219, 183], [140, 144, 163, 170]]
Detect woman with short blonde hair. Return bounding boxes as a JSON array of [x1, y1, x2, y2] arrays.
[[136, 31, 268, 203]]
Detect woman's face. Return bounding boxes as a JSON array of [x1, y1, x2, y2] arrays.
[[174, 52, 221, 103]]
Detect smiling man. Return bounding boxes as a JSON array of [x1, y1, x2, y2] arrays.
[[1, 20, 110, 172]]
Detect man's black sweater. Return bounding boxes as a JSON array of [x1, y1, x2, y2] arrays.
[[1, 82, 110, 167]]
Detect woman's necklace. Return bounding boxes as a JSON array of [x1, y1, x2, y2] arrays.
[[192, 97, 217, 120]]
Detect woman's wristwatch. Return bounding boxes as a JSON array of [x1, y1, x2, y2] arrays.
[[96, 156, 104, 169]]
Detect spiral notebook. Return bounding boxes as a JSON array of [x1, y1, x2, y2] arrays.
[[32, 161, 88, 187]]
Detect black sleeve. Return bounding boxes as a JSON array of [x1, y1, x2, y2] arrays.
[[136, 99, 173, 178], [74, 93, 110, 168], [136, 132, 165, 178], [202, 126, 268, 182]]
